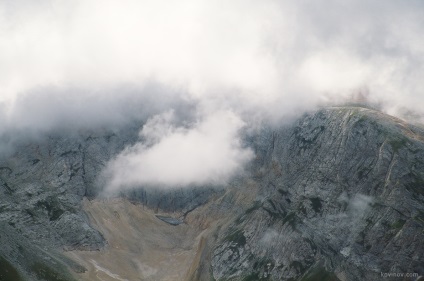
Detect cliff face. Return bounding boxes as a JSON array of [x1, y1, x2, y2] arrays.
[[211, 107, 424, 280], [0, 106, 423, 281], [0, 126, 136, 280]]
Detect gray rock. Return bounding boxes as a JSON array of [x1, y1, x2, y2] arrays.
[[0, 122, 222, 280], [211, 106, 424, 280], [0, 106, 423, 281]]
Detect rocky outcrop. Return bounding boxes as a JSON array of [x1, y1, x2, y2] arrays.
[[211, 107, 424, 280], [0, 123, 221, 280]]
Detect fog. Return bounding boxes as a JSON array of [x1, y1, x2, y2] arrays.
[[1, 0, 423, 189], [102, 110, 253, 191]]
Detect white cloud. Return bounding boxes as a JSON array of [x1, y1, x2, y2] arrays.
[[1, 0, 424, 188], [102, 110, 253, 191], [0, 0, 421, 119]]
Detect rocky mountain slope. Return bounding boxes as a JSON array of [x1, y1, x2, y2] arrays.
[[210, 106, 424, 280], [0, 106, 423, 281]]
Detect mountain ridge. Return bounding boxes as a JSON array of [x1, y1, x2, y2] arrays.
[[0, 106, 423, 280]]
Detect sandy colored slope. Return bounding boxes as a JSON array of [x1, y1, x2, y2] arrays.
[[65, 198, 206, 281]]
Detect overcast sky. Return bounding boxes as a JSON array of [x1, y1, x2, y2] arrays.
[[1, 0, 423, 190]]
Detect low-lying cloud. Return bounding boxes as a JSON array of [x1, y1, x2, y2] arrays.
[[102, 110, 253, 191], [1, 0, 424, 189]]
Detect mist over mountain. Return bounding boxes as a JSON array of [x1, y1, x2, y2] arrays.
[[1, 106, 423, 281], [1, 0, 424, 190], [0, 1, 423, 280]]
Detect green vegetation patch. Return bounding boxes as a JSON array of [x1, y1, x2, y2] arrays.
[[0, 256, 23, 281], [30, 262, 74, 281], [388, 137, 409, 152], [224, 229, 246, 246], [242, 272, 260, 281], [390, 219, 406, 229], [405, 174, 424, 196], [36, 197, 65, 221], [413, 211, 424, 224], [236, 201, 262, 224], [291, 261, 307, 275]]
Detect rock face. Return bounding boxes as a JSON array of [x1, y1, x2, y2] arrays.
[[211, 107, 424, 280], [0, 106, 423, 281], [0, 126, 135, 280], [0, 123, 221, 280]]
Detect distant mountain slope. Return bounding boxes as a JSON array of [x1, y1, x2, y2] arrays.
[[0, 106, 423, 281], [210, 106, 424, 280]]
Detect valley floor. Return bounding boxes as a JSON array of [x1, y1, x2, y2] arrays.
[[65, 198, 206, 281]]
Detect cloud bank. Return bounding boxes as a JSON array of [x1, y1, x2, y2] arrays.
[[102, 110, 253, 191], [1, 0, 424, 188]]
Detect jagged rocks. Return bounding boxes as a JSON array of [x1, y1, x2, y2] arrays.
[[0, 106, 423, 280], [211, 107, 424, 280]]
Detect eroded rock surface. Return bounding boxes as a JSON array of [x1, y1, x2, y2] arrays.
[[0, 106, 423, 281], [211, 107, 424, 280]]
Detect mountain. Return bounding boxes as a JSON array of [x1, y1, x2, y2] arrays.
[[0, 106, 423, 281]]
